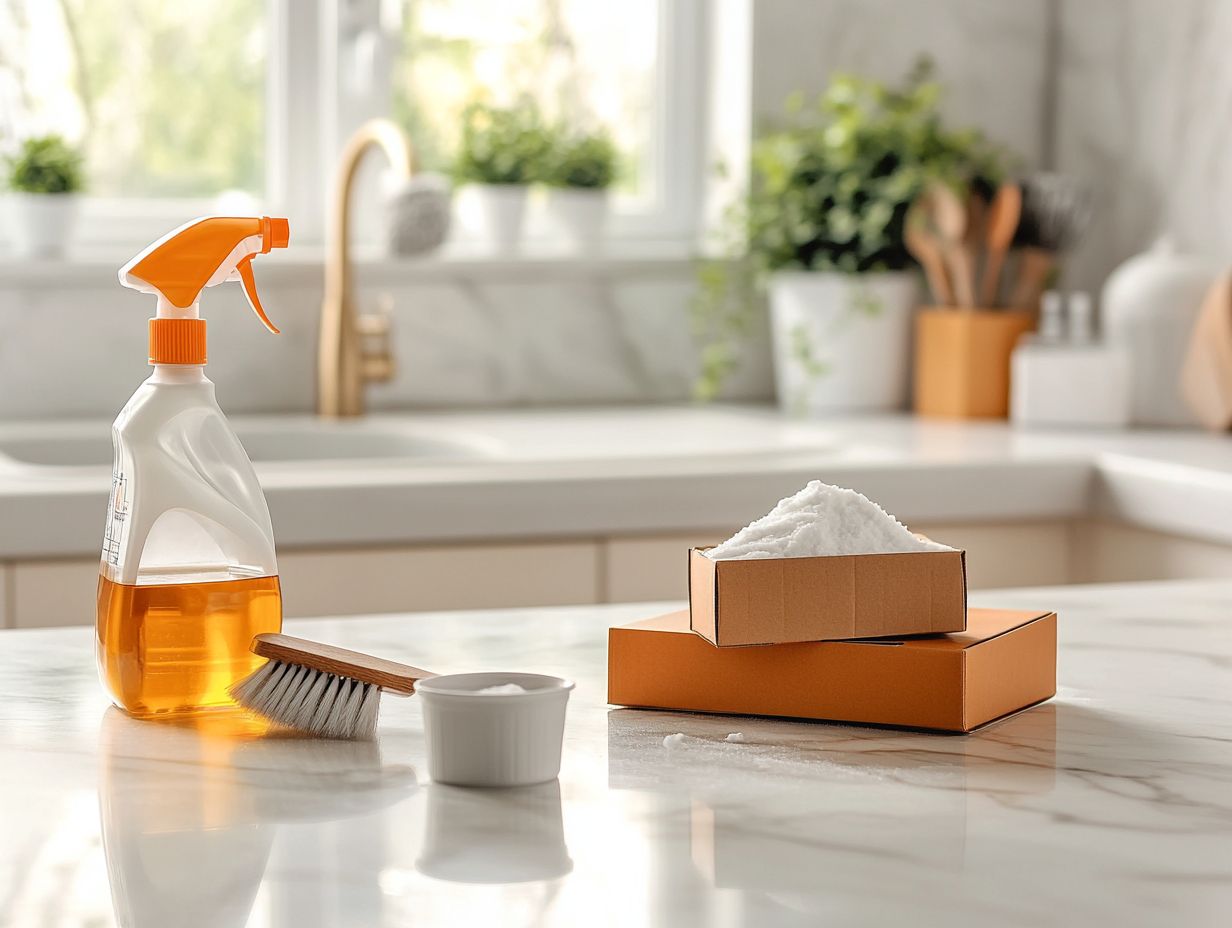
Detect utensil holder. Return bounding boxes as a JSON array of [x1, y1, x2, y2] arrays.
[[913, 308, 1035, 418]]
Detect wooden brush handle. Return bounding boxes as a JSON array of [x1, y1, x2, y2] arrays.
[[252, 633, 433, 696]]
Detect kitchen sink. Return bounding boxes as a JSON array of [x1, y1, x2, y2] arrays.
[[0, 419, 498, 471]]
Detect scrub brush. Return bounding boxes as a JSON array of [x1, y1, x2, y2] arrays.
[[229, 633, 434, 740]]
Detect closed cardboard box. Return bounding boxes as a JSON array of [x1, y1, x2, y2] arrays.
[[609, 607, 1056, 733], [689, 546, 967, 647]]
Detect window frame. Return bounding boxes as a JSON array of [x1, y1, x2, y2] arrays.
[[30, 0, 708, 253]]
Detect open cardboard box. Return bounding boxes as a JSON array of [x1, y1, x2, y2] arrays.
[[609, 607, 1056, 733], [689, 544, 967, 647]]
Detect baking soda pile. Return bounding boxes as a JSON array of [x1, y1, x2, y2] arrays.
[[475, 683, 529, 695], [707, 480, 952, 560]]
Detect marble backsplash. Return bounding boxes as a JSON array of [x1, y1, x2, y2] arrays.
[[0, 263, 774, 419], [1056, 0, 1232, 292], [751, 0, 1051, 168]]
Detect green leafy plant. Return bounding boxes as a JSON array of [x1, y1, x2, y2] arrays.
[[546, 129, 618, 189], [5, 135, 85, 194], [691, 58, 1008, 400], [453, 100, 552, 185]]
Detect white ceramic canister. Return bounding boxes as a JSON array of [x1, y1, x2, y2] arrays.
[[1101, 240, 1224, 426]]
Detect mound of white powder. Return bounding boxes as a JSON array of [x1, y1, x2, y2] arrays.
[[476, 683, 529, 695], [706, 480, 951, 561]]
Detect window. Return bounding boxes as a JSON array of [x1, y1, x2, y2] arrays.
[[392, 1, 660, 198], [1, 0, 705, 250], [0, 1, 266, 199]]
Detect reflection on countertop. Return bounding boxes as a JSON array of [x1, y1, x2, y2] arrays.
[[1, 582, 1230, 926]]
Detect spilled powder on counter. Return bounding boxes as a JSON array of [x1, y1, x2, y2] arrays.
[[662, 733, 686, 748], [706, 480, 952, 560], [476, 683, 529, 695], [725, 732, 747, 743]]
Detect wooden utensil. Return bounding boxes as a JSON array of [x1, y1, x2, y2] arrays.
[[927, 183, 976, 308], [904, 200, 954, 305], [1181, 274, 1232, 431], [979, 183, 1022, 306]]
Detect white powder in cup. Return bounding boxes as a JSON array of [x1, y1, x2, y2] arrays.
[[707, 480, 952, 560], [475, 683, 530, 695]]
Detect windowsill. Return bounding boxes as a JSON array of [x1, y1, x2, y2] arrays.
[[0, 240, 698, 287]]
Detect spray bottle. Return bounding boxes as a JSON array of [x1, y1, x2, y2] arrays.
[[97, 216, 290, 718]]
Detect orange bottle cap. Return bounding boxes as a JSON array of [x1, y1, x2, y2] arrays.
[[149, 318, 207, 365]]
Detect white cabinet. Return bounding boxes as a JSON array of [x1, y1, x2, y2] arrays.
[[603, 533, 727, 602], [910, 521, 1072, 589], [1071, 521, 1232, 583], [0, 564, 10, 628], [9, 541, 603, 628], [278, 541, 601, 618], [11, 559, 100, 628]]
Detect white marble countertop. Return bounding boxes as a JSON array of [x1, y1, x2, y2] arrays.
[[1, 580, 1229, 926], [2, 405, 1232, 559]]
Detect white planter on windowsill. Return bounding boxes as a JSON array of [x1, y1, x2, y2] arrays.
[[469, 184, 529, 253], [769, 270, 919, 415], [546, 187, 608, 253], [5, 192, 81, 258]]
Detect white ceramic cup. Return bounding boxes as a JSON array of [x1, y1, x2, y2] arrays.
[[417, 672, 574, 787]]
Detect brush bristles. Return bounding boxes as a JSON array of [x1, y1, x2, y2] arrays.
[[229, 659, 382, 740]]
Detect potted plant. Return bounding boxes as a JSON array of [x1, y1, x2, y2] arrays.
[[4, 134, 85, 258], [544, 128, 618, 252], [453, 100, 551, 252], [694, 59, 1005, 413]]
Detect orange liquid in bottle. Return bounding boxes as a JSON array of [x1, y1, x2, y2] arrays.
[[96, 574, 282, 718]]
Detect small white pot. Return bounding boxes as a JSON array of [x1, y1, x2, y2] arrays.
[[769, 270, 919, 415], [546, 187, 608, 252], [470, 184, 529, 253], [418, 672, 574, 788], [6, 192, 80, 258]]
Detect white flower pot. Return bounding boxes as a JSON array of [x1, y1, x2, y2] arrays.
[[546, 187, 608, 252], [6, 192, 80, 258], [470, 184, 529, 253], [769, 270, 919, 414]]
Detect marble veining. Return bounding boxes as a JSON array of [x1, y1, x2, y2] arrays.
[[1, 581, 1231, 926], [1056, 0, 1232, 291]]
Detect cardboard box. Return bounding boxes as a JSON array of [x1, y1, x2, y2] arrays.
[[609, 607, 1056, 733], [689, 546, 967, 647], [914, 307, 1036, 419]]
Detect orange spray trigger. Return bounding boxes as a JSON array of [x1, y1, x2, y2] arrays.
[[236, 256, 280, 334]]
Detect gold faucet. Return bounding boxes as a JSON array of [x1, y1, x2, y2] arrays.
[[318, 119, 411, 418]]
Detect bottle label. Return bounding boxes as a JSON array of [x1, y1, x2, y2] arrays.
[[102, 470, 128, 566]]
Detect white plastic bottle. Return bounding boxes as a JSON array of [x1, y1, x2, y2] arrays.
[[97, 216, 290, 718]]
